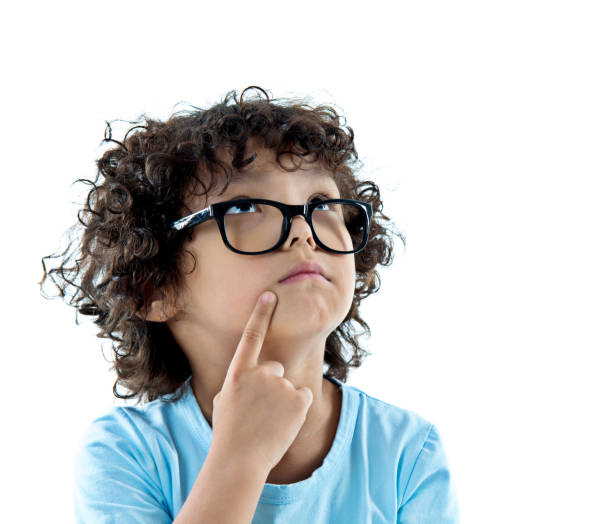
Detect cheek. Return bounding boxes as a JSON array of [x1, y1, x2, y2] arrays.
[[178, 239, 272, 334], [181, 253, 253, 314], [214, 267, 269, 323], [330, 260, 358, 327], [343, 256, 357, 295], [342, 269, 357, 313]]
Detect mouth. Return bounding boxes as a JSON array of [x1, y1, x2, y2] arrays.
[[279, 272, 329, 284], [279, 260, 329, 284]]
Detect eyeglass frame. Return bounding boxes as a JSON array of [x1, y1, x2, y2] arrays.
[[170, 197, 373, 255]]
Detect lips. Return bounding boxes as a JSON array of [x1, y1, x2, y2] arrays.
[[279, 260, 328, 283]]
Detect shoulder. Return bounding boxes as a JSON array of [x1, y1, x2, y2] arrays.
[[80, 395, 180, 449], [75, 384, 197, 487], [342, 384, 459, 521], [342, 383, 457, 502], [74, 394, 190, 522], [343, 382, 435, 447], [76, 397, 175, 481]]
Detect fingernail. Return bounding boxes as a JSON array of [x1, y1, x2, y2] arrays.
[[261, 291, 275, 304]]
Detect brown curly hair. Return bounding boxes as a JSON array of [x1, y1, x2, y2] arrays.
[[40, 86, 405, 404]]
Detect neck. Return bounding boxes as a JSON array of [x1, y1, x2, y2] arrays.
[[190, 370, 342, 485]]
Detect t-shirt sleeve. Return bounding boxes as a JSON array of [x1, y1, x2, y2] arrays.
[[74, 409, 173, 524], [397, 423, 460, 524]]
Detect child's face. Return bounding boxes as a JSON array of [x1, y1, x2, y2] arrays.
[[168, 147, 356, 366]]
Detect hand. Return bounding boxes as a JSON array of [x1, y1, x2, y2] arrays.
[[209, 291, 314, 472]]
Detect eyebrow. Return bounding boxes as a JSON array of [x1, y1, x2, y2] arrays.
[[204, 169, 338, 207]]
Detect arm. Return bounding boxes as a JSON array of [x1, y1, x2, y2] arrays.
[[75, 418, 271, 524], [176, 290, 311, 523], [397, 424, 460, 524], [74, 415, 174, 524], [173, 444, 269, 524], [75, 291, 307, 523]]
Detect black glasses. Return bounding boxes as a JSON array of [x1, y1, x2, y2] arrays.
[[171, 197, 373, 255]]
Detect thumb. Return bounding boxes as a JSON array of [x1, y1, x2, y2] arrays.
[[297, 386, 313, 407]]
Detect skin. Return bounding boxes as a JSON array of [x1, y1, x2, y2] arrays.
[[144, 145, 355, 484]]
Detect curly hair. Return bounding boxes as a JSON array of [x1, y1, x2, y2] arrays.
[[40, 86, 405, 404]]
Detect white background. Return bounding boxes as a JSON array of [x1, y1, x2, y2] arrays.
[[2, 1, 611, 522]]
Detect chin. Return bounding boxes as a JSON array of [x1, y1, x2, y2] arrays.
[[273, 298, 337, 331]]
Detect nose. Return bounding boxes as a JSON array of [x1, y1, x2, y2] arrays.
[[281, 213, 317, 251]]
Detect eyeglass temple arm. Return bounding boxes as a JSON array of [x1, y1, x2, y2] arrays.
[[171, 207, 212, 231], [171, 199, 373, 232]]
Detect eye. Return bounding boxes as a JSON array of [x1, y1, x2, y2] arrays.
[[310, 192, 333, 201], [226, 200, 259, 215], [310, 192, 334, 203], [310, 193, 334, 210]]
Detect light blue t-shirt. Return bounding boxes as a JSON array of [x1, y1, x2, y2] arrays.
[[75, 375, 460, 523]]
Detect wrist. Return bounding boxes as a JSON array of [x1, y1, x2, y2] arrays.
[[208, 441, 272, 480]]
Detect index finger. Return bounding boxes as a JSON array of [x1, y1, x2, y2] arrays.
[[226, 291, 277, 376]]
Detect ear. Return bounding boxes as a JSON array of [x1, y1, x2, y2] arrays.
[[136, 287, 179, 322]]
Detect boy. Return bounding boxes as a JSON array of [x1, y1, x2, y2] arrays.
[[41, 86, 460, 522]]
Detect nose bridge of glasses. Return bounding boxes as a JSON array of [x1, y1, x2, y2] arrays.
[[286, 203, 309, 220], [286, 204, 314, 237]]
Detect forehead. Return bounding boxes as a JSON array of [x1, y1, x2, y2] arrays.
[[185, 150, 339, 210], [228, 165, 336, 186]]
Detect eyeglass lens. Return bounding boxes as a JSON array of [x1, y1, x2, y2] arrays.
[[223, 201, 366, 253]]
